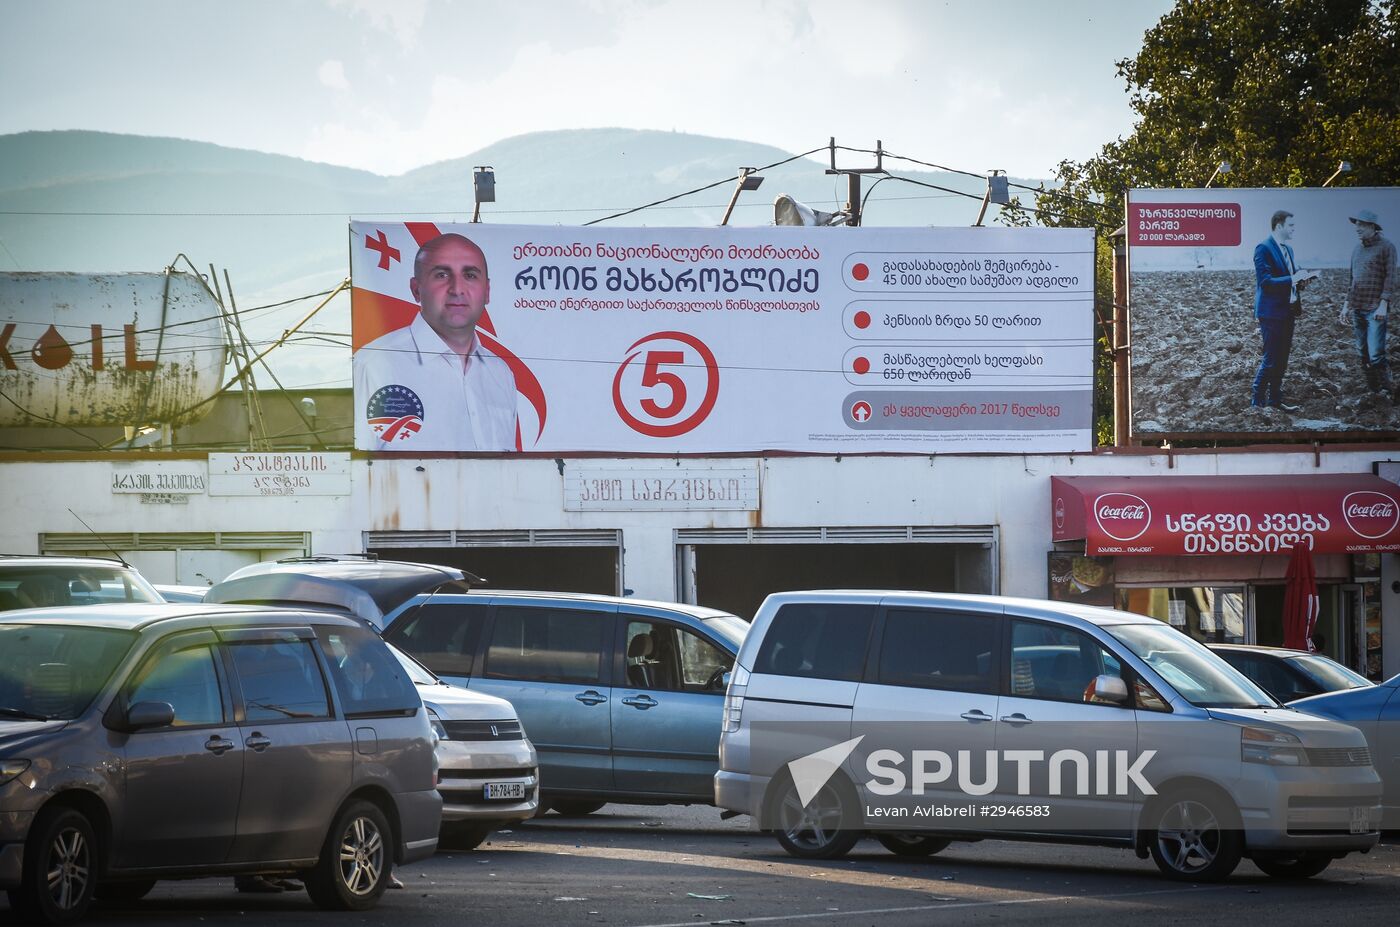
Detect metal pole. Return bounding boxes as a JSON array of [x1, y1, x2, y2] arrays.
[[847, 173, 862, 228], [1112, 229, 1130, 446]]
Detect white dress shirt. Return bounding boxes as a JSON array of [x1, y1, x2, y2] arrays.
[[354, 313, 518, 451]]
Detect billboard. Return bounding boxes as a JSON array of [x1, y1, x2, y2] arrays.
[[350, 223, 1094, 453], [1127, 188, 1399, 437]]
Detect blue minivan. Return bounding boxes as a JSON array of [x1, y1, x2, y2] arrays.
[[381, 591, 747, 814]]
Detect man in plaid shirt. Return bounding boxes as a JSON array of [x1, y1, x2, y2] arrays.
[[1339, 208, 1397, 394]]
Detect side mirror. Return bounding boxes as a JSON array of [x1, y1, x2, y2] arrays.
[[125, 700, 175, 730], [721, 671, 732, 690], [1087, 675, 1130, 705]]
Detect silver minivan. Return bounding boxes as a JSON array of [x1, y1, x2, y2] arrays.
[[715, 591, 1382, 881]]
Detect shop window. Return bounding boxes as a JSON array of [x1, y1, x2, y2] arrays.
[[1116, 586, 1245, 645]]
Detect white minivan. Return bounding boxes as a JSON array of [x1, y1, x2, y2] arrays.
[[715, 592, 1382, 882]]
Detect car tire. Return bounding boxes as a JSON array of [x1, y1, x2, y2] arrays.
[[1254, 854, 1333, 879], [875, 833, 951, 857], [550, 800, 606, 817], [93, 879, 157, 904], [439, 822, 493, 852], [302, 800, 392, 911], [1146, 790, 1243, 882], [768, 771, 862, 860], [8, 806, 98, 925]]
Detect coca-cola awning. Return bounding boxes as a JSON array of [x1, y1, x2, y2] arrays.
[[1051, 474, 1400, 556]]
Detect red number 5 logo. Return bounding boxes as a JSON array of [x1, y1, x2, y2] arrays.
[[612, 331, 720, 437]]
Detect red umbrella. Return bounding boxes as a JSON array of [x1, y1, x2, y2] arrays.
[[1282, 544, 1319, 652]]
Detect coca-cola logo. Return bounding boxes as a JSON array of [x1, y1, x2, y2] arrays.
[[1094, 493, 1152, 542], [1342, 491, 1400, 539], [1054, 497, 1066, 531]]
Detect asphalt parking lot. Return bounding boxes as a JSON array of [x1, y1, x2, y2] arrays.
[[6, 804, 1397, 926]]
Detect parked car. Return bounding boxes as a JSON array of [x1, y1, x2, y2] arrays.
[[208, 557, 539, 844], [0, 603, 441, 924], [1293, 673, 1400, 831], [152, 584, 211, 603], [1208, 644, 1373, 704], [715, 591, 1381, 882], [380, 589, 748, 813], [387, 643, 538, 849], [0, 555, 162, 612]]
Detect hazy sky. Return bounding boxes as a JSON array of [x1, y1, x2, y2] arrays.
[[3, 0, 1174, 178]]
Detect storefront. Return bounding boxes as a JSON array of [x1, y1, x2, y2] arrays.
[[1050, 474, 1400, 679]]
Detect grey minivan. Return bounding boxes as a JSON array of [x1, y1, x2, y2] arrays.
[[382, 591, 748, 813], [0, 604, 440, 924]]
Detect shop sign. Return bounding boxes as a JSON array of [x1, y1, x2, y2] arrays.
[[565, 466, 758, 511], [208, 452, 351, 497], [111, 462, 206, 495]]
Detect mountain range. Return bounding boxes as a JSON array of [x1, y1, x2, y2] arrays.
[[0, 128, 1045, 387]]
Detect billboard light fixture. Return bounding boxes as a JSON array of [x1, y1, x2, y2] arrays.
[[1205, 161, 1231, 188], [1323, 160, 1353, 187]]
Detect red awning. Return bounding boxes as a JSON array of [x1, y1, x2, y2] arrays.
[[1051, 474, 1400, 556]]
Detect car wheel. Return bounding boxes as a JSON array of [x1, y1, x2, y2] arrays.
[[876, 833, 951, 857], [1254, 854, 1333, 879], [769, 772, 862, 860], [303, 800, 392, 911], [8, 806, 98, 924], [94, 879, 157, 904], [550, 800, 606, 817], [439, 822, 493, 852], [1147, 791, 1243, 882]]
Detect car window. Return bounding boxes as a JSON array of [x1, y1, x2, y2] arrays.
[[1288, 654, 1371, 692], [623, 619, 732, 693], [317, 625, 420, 718], [384, 602, 488, 677], [1008, 620, 1121, 704], [1109, 623, 1276, 708], [126, 638, 225, 727], [0, 624, 136, 720], [878, 609, 999, 694], [0, 567, 161, 610], [753, 603, 874, 682], [229, 639, 332, 721], [485, 606, 607, 685]]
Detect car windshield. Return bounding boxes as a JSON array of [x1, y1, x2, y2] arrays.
[[1108, 623, 1278, 708], [0, 624, 137, 720], [1288, 654, 1372, 692], [0, 566, 162, 611], [387, 641, 439, 686]]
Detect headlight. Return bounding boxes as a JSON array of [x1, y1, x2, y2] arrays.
[[426, 710, 448, 743], [0, 759, 30, 786], [1241, 726, 1308, 766]]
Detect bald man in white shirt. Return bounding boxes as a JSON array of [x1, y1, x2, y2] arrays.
[[355, 233, 518, 451]]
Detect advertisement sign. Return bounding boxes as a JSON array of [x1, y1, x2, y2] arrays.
[[1046, 553, 1115, 606], [350, 223, 1094, 453], [208, 453, 351, 497], [1051, 475, 1400, 556], [1126, 188, 1400, 437]]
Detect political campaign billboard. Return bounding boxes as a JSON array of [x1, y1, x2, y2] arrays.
[[350, 222, 1095, 453], [1127, 188, 1399, 437]]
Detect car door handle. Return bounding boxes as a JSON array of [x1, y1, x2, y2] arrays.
[[621, 695, 658, 710], [575, 690, 607, 706], [204, 736, 235, 755], [999, 713, 1033, 726], [245, 734, 272, 752], [959, 710, 993, 723]]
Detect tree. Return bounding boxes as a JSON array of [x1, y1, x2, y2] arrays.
[[1010, 0, 1400, 443]]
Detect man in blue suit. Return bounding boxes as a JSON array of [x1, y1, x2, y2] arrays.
[[1252, 210, 1311, 412]]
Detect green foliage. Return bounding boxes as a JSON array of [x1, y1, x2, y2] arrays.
[[1028, 0, 1400, 444]]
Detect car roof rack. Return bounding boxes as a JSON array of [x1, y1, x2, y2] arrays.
[[275, 553, 380, 563]]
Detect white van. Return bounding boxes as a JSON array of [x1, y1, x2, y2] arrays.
[[715, 592, 1382, 881]]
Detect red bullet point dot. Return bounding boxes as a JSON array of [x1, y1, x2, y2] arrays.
[[853, 310, 871, 329], [852, 263, 869, 281], [853, 357, 870, 375]]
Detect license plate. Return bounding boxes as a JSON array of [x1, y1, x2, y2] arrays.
[[484, 782, 526, 801], [1349, 806, 1372, 834]]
